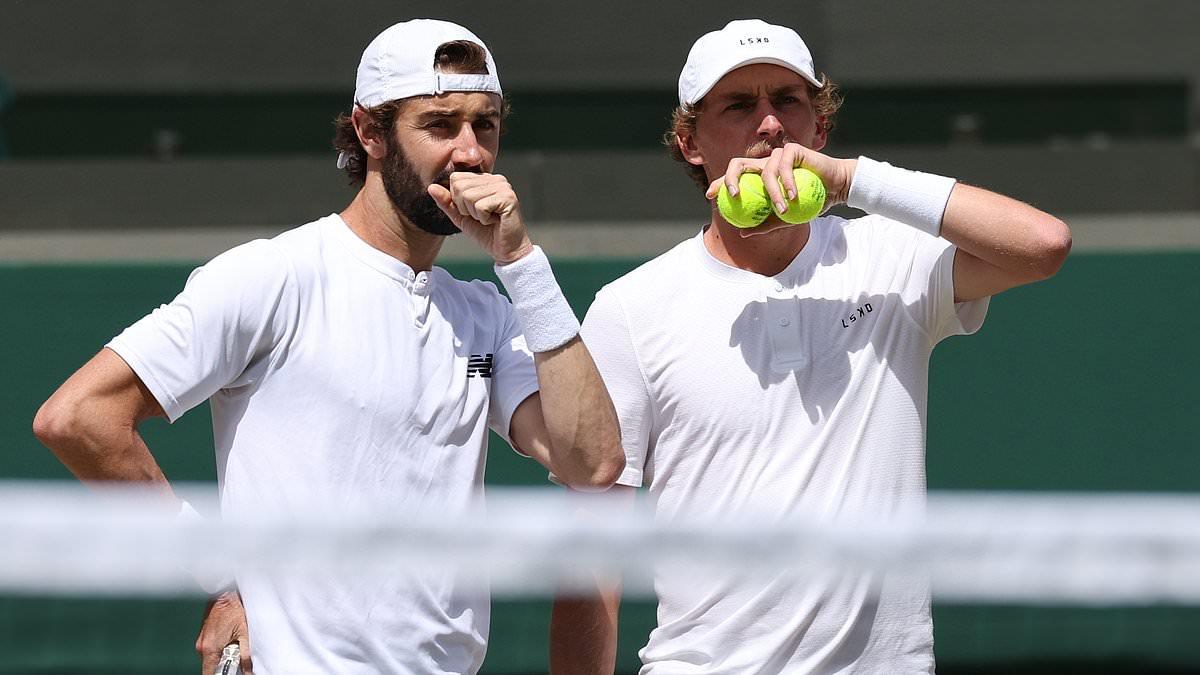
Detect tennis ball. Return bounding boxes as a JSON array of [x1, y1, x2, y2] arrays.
[[774, 168, 826, 224], [717, 173, 772, 229]]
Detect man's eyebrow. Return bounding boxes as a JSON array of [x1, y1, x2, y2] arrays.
[[714, 85, 806, 102], [416, 108, 501, 121], [715, 91, 757, 102], [416, 109, 458, 119], [767, 84, 806, 97]]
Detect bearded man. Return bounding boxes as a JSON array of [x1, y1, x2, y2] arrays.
[[33, 19, 623, 675]]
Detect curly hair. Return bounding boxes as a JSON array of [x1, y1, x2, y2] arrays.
[[332, 40, 511, 185], [663, 74, 844, 191]]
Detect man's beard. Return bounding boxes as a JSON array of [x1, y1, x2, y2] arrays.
[[381, 142, 462, 236]]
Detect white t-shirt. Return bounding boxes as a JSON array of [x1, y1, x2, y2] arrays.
[[581, 215, 988, 675], [108, 214, 539, 675]]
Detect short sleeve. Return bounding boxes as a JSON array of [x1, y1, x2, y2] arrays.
[[580, 287, 653, 488], [902, 229, 989, 344], [487, 297, 540, 445], [106, 239, 296, 422]]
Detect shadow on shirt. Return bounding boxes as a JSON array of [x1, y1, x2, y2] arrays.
[[728, 290, 927, 424]]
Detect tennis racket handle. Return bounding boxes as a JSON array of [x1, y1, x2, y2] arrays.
[[214, 643, 241, 675]]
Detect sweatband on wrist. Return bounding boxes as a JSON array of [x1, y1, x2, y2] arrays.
[[494, 245, 580, 353], [176, 500, 235, 595], [847, 156, 957, 237]]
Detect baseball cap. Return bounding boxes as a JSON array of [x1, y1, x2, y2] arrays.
[[352, 19, 502, 109], [678, 19, 822, 107]]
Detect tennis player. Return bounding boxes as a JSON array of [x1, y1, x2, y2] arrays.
[[550, 19, 1071, 674], [33, 19, 623, 675]]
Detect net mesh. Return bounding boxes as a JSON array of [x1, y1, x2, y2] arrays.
[[3, 482, 1198, 602], [3, 482, 1200, 673]]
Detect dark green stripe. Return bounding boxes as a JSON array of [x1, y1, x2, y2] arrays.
[[0, 82, 1186, 158]]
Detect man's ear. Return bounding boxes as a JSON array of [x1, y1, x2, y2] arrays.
[[352, 107, 389, 160], [678, 128, 705, 167], [810, 118, 829, 152]]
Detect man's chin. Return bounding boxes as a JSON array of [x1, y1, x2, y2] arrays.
[[392, 198, 461, 237], [735, 217, 799, 239], [413, 185, 460, 236], [413, 220, 462, 237]]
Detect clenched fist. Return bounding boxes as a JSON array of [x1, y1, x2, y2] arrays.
[[429, 172, 535, 264]]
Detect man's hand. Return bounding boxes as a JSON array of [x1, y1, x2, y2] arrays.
[[705, 143, 857, 236], [196, 592, 253, 674], [428, 172, 535, 264]]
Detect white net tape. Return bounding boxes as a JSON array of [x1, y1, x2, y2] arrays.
[[2, 482, 1198, 604]]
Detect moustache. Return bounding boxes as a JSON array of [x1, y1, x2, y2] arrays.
[[744, 137, 798, 159]]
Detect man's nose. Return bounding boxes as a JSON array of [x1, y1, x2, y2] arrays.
[[451, 125, 484, 169], [755, 105, 785, 140]]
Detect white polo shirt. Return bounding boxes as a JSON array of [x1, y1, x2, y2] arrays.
[[581, 215, 988, 674], [108, 214, 539, 675]]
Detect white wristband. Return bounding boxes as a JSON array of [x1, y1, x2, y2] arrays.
[[847, 156, 957, 237], [176, 500, 235, 595], [494, 246, 580, 353]]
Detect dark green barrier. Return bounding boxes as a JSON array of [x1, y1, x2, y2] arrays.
[[2, 84, 1185, 158], [2, 253, 1197, 673]]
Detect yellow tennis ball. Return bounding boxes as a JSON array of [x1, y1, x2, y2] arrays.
[[774, 168, 826, 224], [717, 173, 772, 229]]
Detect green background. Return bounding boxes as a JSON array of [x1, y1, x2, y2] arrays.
[[2, 252, 1197, 673], [0, 83, 1185, 159]]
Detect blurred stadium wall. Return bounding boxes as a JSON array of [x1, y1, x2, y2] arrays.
[[2, 2, 1198, 673]]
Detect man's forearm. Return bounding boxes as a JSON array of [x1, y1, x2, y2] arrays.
[[842, 155, 1071, 300], [550, 588, 621, 674], [550, 487, 631, 672], [492, 245, 623, 488], [35, 404, 175, 500], [534, 337, 624, 489]]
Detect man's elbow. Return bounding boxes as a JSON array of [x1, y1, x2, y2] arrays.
[[1031, 216, 1072, 280], [569, 448, 626, 492], [592, 452, 627, 490], [32, 396, 80, 450]]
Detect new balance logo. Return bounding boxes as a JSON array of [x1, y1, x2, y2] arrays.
[[467, 354, 494, 379]]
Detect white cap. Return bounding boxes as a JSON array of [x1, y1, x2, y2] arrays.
[[678, 19, 822, 107], [353, 19, 502, 109]]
